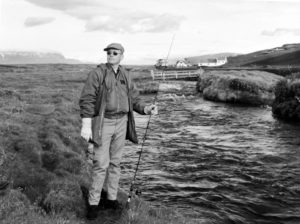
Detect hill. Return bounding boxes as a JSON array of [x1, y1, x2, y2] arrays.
[[225, 43, 300, 67], [0, 51, 82, 64]]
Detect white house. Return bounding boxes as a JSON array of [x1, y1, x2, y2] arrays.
[[198, 57, 227, 67], [175, 60, 189, 68]]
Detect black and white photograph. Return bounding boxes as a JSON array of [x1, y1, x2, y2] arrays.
[[0, 0, 300, 223]]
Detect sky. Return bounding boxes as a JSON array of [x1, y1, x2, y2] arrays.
[[1, 0, 300, 64]]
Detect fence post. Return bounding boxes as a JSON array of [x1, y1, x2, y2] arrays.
[[162, 71, 165, 81], [151, 70, 154, 80]]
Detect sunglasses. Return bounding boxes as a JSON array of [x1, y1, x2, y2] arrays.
[[107, 51, 120, 56]]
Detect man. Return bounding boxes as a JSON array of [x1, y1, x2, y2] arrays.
[[79, 43, 158, 220]]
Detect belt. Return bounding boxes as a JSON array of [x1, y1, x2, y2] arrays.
[[104, 112, 127, 119]]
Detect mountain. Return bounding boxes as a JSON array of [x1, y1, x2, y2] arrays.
[[185, 53, 239, 65], [0, 51, 82, 64], [225, 43, 300, 67]]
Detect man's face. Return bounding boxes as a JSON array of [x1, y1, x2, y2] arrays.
[[106, 49, 123, 65]]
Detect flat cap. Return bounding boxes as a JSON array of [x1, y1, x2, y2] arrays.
[[103, 43, 124, 53]]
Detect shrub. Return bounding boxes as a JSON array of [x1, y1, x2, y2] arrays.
[[272, 79, 300, 121], [274, 79, 290, 103], [290, 80, 300, 96]]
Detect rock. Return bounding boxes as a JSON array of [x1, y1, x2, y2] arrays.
[[196, 70, 284, 106]]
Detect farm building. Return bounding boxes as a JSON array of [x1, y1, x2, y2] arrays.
[[175, 60, 190, 68], [197, 57, 227, 67]]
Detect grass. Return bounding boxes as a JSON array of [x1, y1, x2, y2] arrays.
[[196, 69, 283, 105], [0, 64, 196, 224]]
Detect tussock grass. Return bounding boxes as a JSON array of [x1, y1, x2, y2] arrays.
[[118, 196, 204, 224], [43, 178, 85, 216], [41, 151, 60, 171], [57, 156, 83, 174], [0, 189, 82, 224], [14, 138, 42, 165], [7, 157, 55, 203]]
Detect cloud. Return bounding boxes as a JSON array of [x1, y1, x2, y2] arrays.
[[24, 0, 184, 33], [262, 28, 300, 36], [24, 17, 55, 27], [25, 0, 98, 10], [85, 13, 184, 33]]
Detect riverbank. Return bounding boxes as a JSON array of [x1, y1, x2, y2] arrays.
[[0, 64, 201, 224]]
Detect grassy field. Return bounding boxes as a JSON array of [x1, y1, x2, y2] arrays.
[[0, 64, 201, 224]]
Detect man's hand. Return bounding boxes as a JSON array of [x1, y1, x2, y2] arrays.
[[81, 118, 92, 142], [144, 104, 158, 115]]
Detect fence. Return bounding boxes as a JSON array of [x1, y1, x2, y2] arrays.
[[150, 68, 204, 80]]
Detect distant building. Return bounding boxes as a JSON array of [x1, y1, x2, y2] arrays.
[[155, 58, 193, 68], [155, 59, 168, 68], [198, 57, 227, 67], [175, 60, 189, 68]]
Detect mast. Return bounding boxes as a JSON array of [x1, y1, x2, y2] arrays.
[[165, 33, 176, 66]]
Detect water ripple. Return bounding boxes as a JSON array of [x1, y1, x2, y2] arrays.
[[122, 84, 300, 224]]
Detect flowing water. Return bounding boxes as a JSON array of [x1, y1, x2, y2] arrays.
[[121, 82, 300, 224]]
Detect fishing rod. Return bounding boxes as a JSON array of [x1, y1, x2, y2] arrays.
[[126, 90, 159, 208], [126, 34, 176, 208]]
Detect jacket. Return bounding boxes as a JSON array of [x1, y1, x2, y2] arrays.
[[79, 63, 146, 146]]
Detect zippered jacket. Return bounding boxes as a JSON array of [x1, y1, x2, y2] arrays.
[[79, 63, 146, 145]]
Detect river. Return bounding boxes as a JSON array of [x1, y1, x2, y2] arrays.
[[121, 81, 300, 224]]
